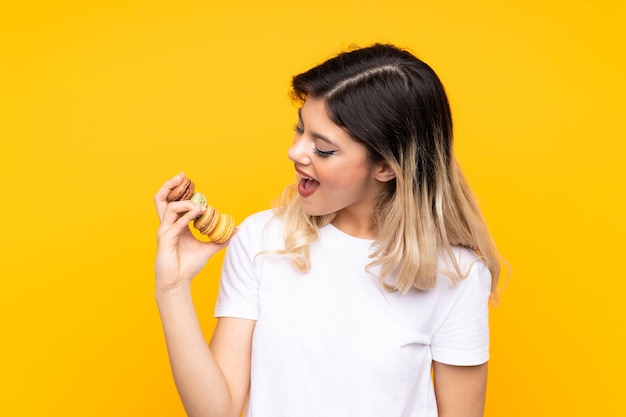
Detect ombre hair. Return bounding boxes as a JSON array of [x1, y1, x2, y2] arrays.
[[274, 43, 503, 297]]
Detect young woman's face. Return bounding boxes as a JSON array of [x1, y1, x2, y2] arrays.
[[287, 98, 388, 220]]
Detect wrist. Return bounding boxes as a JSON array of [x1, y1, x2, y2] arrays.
[[155, 280, 192, 301]]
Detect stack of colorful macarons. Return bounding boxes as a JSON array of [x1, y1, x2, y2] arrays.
[[166, 176, 235, 243]]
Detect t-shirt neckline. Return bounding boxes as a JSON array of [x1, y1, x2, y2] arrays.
[[324, 222, 376, 246]]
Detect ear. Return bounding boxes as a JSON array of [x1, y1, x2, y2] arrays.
[[373, 161, 396, 183]]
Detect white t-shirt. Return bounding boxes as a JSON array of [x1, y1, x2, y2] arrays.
[[215, 210, 491, 417]]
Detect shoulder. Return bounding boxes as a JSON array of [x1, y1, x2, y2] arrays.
[[441, 246, 490, 276], [239, 209, 277, 226], [436, 246, 492, 294], [232, 209, 284, 248], [237, 209, 282, 232]]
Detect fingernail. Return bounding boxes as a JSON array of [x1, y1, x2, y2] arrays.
[[174, 171, 184, 179]]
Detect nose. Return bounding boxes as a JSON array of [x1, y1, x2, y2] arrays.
[[287, 135, 312, 165]]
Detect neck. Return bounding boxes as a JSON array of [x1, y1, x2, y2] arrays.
[[331, 210, 378, 240]]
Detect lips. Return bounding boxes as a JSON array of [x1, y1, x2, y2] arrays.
[[295, 167, 320, 198]]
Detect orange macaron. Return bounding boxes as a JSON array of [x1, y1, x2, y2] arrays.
[[165, 175, 235, 243], [193, 205, 235, 243], [193, 205, 218, 235]]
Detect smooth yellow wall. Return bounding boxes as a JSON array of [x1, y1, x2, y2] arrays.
[[1, 1, 624, 416]]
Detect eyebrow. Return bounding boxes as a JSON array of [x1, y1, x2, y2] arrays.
[[297, 108, 338, 146]]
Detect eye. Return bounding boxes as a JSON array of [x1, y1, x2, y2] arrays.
[[293, 124, 304, 134], [314, 148, 336, 158]]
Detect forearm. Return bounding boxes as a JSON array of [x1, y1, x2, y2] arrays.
[[156, 286, 238, 417]]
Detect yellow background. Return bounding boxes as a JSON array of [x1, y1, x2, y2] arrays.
[[1, 0, 624, 415]]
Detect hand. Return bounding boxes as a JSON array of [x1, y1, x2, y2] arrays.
[[154, 172, 232, 292]]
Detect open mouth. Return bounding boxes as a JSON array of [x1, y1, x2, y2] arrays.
[[297, 175, 320, 198]]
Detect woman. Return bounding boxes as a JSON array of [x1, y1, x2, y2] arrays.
[[154, 43, 502, 417]]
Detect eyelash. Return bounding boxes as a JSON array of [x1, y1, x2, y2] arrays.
[[314, 149, 336, 158], [293, 124, 336, 158]]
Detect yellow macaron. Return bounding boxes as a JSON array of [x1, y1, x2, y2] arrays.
[[208, 212, 235, 243]]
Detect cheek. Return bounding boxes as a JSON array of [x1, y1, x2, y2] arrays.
[[325, 165, 370, 190]]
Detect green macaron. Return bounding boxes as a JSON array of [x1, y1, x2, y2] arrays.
[[190, 192, 208, 210]]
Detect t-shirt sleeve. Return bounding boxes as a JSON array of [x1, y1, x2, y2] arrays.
[[214, 217, 261, 320], [430, 260, 492, 366]]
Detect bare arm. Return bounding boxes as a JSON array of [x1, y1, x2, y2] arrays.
[[432, 361, 488, 417], [154, 173, 253, 417], [156, 290, 254, 417]]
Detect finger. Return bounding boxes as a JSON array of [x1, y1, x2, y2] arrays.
[[155, 172, 185, 220], [157, 205, 204, 248], [161, 199, 204, 228]]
